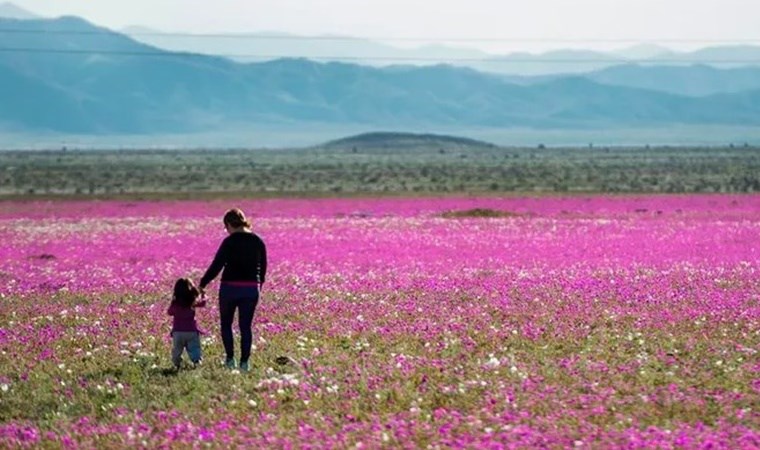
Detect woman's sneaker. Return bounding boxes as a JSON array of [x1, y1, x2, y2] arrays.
[[224, 358, 236, 369], [239, 361, 249, 372]]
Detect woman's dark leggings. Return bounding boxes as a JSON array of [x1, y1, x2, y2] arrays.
[[219, 295, 259, 363]]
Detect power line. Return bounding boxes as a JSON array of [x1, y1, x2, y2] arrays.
[[1, 47, 760, 64], [1, 27, 760, 44]]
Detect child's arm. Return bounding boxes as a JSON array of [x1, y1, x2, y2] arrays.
[[167, 302, 178, 316]]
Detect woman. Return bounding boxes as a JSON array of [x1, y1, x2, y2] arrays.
[[199, 208, 267, 372]]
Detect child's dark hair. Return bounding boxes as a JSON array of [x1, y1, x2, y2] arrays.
[[173, 278, 201, 308]]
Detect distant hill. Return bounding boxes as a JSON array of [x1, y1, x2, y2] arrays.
[[123, 28, 629, 75], [0, 2, 39, 19], [119, 21, 760, 76], [1, 16, 760, 134], [503, 64, 760, 97], [586, 64, 760, 96], [665, 46, 760, 67], [121, 27, 491, 66], [475, 46, 760, 76], [611, 44, 673, 60], [472, 49, 623, 76], [321, 132, 498, 150]]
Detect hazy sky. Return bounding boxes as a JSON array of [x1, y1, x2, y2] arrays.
[[11, 0, 760, 52]]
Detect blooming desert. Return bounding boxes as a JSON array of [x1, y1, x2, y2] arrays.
[[0, 196, 758, 448]]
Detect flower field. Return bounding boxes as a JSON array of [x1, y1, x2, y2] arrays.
[[0, 196, 758, 448]]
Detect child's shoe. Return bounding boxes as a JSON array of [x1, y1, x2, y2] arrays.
[[224, 358, 236, 369], [239, 361, 249, 372]]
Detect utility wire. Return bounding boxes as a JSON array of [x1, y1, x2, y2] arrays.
[[0, 27, 759, 44]]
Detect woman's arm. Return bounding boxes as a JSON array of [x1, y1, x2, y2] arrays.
[[200, 239, 228, 289], [258, 237, 268, 285]]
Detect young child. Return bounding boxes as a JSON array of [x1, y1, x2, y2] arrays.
[[168, 278, 206, 369]]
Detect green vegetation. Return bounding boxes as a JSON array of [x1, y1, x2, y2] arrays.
[[1, 142, 760, 197], [440, 208, 521, 218]]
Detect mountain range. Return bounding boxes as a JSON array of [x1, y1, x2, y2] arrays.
[[0, 11, 759, 135], [120, 26, 494, 68], [4, 2, 760, 77], [469, 46, 760, 76], [119, 26, 760, 77], [504, 64, 760, 97]]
